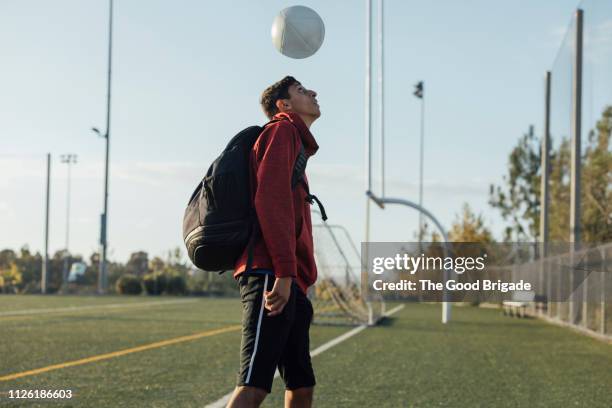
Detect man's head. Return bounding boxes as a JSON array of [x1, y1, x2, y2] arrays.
[[260, 76, 320, 126]]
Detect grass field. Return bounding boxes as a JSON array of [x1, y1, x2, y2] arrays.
[[1, 295, 611, 407]]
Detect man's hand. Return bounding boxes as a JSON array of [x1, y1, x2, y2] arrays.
[[264, 277, 292, 317]]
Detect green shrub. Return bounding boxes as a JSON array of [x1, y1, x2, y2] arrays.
[[143, 273, 167, 295], [186, 275, 206, 295], [22, 281, 42, 294], [166, 274, 187, 295], [116, 274, 143, 295]]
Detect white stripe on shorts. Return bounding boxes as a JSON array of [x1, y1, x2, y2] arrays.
[[245, 274, 268, 384]]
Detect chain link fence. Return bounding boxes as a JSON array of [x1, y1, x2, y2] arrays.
[[511, 242, 611, 341]]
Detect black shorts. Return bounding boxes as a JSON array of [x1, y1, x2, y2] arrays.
[[236, 272, 316, 393]]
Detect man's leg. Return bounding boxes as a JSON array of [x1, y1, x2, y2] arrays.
[[226, 385, 267, 408], [278, 285, 316, 408], [234, 273, 295, 404], [284, 387, 314, 408]]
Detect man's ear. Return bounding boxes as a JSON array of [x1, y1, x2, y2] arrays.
[[275, 99, 291, 112]]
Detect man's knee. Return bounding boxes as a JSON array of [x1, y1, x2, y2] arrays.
[[227, 385, 268, 407], [288, 386, 314, 398], [285, 386, 314, 406]]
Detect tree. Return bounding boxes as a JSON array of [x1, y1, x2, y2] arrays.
[[163, 247, 189, 278], [126, 251, 149, 276], [413, 221, 442, 243], [581, 106, 612, 242], [81, 252, 100, 286], [548, 139, 570, 243], [0, 249, 17, 269], [0, 262, 22, 293], [149, 256, 165, 274], [14, 246, 42, 291], [44, 250, 68, 292], [489, 126, 541, 242], [107, 261, 127, 290], [547, 108, 612, 243], [490, 108, 612, 244], [448, 203, 493, 243]]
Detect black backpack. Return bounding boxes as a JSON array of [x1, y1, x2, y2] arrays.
[[183, 120, 327, 273]]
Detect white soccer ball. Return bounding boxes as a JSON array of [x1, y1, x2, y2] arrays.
[[271, 5, 325, 59]]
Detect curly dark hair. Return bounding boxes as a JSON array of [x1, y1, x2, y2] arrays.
[[260, 76, 300, 120]]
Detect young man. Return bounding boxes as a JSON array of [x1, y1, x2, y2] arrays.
[[227, 76, 321, 408]]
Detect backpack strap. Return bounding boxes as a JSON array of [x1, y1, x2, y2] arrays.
[[300, 179, 327, 221], [291, 143, 308, 188], [258, 118, 311, 194], [291, 139, 327, 221], [245, 211, 259, 275]]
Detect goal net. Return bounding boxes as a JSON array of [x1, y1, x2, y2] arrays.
[[310, 215, 385, 326]]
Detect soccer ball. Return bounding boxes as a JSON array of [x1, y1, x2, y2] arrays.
[[271, 5, 325, 59]]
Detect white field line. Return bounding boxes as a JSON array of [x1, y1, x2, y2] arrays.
[[0, 299, 198, 317], [205, 304, 405, 408]]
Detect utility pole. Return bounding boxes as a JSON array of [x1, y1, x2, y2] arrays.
[[93, 0, 114, 294]]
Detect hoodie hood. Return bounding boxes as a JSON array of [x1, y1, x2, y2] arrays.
[[273, 111, 319, 157]]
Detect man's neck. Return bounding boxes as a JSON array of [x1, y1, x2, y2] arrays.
[[296, 113, 315, 129]]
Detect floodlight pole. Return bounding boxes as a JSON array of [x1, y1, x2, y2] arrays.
[[418, 87, 425, 241], [60, 154, 78, 250], [412, 81, 425, 241], [42, 153, 51, 294], [60, 154, 77, 287]]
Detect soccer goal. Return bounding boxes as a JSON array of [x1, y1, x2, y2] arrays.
[[310, 213, 385, 326]]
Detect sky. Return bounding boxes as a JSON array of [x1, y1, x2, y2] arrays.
[[0, 0, 588, 263]]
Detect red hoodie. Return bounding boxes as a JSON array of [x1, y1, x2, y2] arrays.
[[233, 111, 319, 294]]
